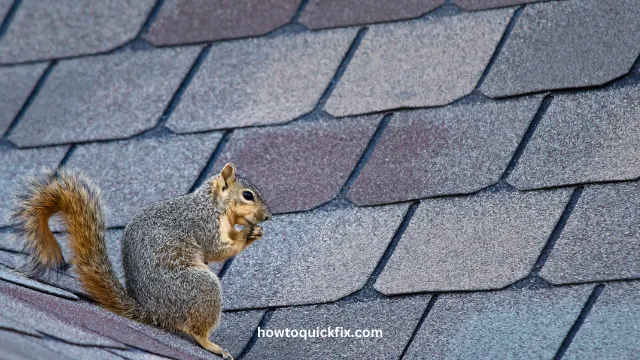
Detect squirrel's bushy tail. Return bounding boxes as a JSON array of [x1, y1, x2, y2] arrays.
[[12, 168, 147, 322]]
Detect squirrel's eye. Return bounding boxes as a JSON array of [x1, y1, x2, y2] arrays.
[[242, 191, 254, 201]]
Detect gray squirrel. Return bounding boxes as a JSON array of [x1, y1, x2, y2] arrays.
[[12, 163, 271, 359]]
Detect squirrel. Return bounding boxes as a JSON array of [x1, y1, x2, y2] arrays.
[[11, 163, 271, 360]]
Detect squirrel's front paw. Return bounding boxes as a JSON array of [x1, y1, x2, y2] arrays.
[[221, 350, 233, 360], [248, 225, 264, 242]]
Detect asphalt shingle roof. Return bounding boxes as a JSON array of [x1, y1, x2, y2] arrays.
[[0, 0, 638, 359]]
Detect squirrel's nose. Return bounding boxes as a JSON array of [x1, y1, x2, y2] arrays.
[[264, 211, 272, 221]]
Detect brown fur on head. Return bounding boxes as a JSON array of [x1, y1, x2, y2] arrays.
[[212, 163, 272, 226]]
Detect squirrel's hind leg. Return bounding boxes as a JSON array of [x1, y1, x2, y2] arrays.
[[180, 268, 233, 359], [183, 319, 233, 360], [189, 331, 233, 360]]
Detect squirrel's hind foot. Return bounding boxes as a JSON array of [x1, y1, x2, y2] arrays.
[[190, 332, 233, 360]]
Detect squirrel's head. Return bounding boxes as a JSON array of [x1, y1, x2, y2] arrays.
[[212, 163, 272, 226]]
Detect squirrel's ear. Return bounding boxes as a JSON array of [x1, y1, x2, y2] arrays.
[[220, 163, 236, 188]]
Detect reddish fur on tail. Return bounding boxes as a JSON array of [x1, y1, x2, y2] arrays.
[[12, 168, 146, 321]]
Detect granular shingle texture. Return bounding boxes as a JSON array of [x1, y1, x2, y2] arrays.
[[168, 29, 357, 133], [481, 0, 640, 97], [0, 146, 69, 226], [375, 189, 571, 294], [0, 290, 123, 348], [563, 282, 640, 360], [454, 0, 545, 10], [299, 0, 444, 29], [324, 10, 513, 117], [9, 48, 201, 147], [0, 0, 156, 64], [215, 311, 265, 359], [213, 116, 380, 213], [0, 330, 72, 360], [0, 63, 47, 136], [0, 250, 86, 295], [245, 296, 430, 359], [541, 183, 640, 284], [0, 265, 79, 300], [144, 0, 301, 45], [2, 1, 640, 358], [509, 84, 640, 190], [403, 286, 593, 359], [0, 312, 41, 337], [0, 229, 20, 252], [0, 0, 11, 21], [1, 280, 259, 360], [222, 205, 408, 309], [65, 133, 222, 227], [348, 97, 541, 205], [33, 338, 125, 360]]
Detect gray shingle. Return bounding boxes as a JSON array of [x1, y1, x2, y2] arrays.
[[1, 280, 206, 360], [564, 282, 640, 360], [0, 63, 47, 136], [348, 97, 541, 205], [65, 133, 222, 227], [541, 183, 640, 284], [144, 0, 301, 45], [404, 286, 592, 359], [222, 205, 408, 309], [375, 189, 570, 294], [119, 310, 265, 360], [109, 349, 172, 360], [0, 249, 25, 269], [509, 84, 640, 190], [0, 250, 87, 295], [299, 0, 444, 29], [0, 0, 156, 63], [481, 0, 640, 98], [324, 10, 513, 117], [9, 48, 201, 147], [0, 313, 41, 336], [0, 229, 21, 252], [0, 146, 69, 226], [454, 0, 546, 10], [168, 29, 357, 133], [0, 329, 73, 360], [0, 266, 79, 300], [212, 115, 381, 214], [215, 311, 265, 359], [34, 337, 125, 360], [0, 0, 11, 21], [0, 291, 124, 348], [245, 296, 430, 360]]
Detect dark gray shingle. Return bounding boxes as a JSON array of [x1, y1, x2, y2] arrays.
[[481, 0, 640, 97], [9, 48, 201, 147], [222, 205, 408, 309], [168, 29, 357, 133], [404, 286, 592, 359], [245, 296, 430, 360], [348, 97, 541, 205], [324, 10, 513, 116], [0, 0, 156, 63], [541, 183, 640, 284], [375, 189, 571, 294]]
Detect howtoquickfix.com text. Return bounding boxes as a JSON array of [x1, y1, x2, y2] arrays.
[[257, 327, 383, 340]]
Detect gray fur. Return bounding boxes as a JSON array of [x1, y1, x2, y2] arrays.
[[122, 175, 268, 331]]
